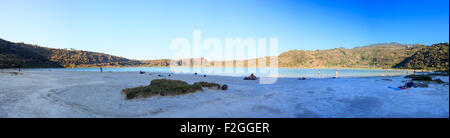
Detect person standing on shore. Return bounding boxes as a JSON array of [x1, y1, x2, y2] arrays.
[[335, 70, 338, 78], [100, 67, 103, 73]]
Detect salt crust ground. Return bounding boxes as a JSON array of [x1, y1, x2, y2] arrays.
[[0, 70, 448, 118]]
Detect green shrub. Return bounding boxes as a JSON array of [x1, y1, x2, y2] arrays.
[[122, 79, 224, 100], [122, 86, 154, 99], [193, 81, 221, 89]]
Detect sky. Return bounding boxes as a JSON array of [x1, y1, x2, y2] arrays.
[[0, 0, 448, 60]]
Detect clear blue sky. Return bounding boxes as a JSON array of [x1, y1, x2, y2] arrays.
[[0, 0, 448, 60]]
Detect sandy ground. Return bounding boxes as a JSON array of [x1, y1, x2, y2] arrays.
[[0, 70, 448, 118]]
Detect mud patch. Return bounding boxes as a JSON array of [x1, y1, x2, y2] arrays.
[[251, 105, 281, 113], [326, 88, 335, 92], [294, 111, 320, 118], [319, 97, 333, 100], [307, 91, 315, 94], [294, 104, 320, 118], [151, 108, 163, 115], [337, 96, 382, 115], [264, 93, 274, 98]]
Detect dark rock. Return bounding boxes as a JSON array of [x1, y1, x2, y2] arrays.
[[221, 84, 228, 90]]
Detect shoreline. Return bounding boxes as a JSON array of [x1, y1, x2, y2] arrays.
[[9, 69, 413, 79], [1, 66, 424, 79]]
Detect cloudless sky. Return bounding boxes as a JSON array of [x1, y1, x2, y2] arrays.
[[0, 0, 448, 60]]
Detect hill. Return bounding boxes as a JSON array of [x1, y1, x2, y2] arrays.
[[0, 39, 61, 68], [393, 43, 449, 70], [1, 38, 448, 70], [278, 43, 427, 69], [0, 38, 168, 68]]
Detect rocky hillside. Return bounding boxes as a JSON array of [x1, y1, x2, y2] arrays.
[[394, 43, 449, 70], [278, 43, 427, 69], [0, 38, 164, 68], [1, 38, 448, 70], [0, 39, 61, 68]]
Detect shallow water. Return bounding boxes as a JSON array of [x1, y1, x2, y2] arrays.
[[27, 67, 410, 78]]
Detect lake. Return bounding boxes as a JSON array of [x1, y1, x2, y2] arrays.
[[28, 67, 411, 78]]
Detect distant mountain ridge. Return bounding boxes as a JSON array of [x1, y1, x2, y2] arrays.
[[0, 38, 448, 70]]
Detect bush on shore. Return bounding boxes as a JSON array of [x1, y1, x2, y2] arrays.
[[404, 74, 449, 85], [122, 79, 223, 100], [404, 75, 432, 81], [193, 81, 221, 89]]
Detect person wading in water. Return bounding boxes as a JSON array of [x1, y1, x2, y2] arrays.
[[318, 70, 321, 78]]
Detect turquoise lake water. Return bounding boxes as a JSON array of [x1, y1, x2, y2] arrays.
[[29, 67, 411, 78]]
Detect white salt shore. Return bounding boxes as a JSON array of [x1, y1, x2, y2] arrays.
[[0, 70, 448, 118]]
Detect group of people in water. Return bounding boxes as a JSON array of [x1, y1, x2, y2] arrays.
[[316, 69, 339, 78], [243, 69, 339, 81], [298, 70, 339, 80]]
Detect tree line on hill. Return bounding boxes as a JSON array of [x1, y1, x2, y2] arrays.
[[0, 38, 170, 68], [0, 38, 448, 71], [393, 43, 448, 70], [278, 43, 424, 68]]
